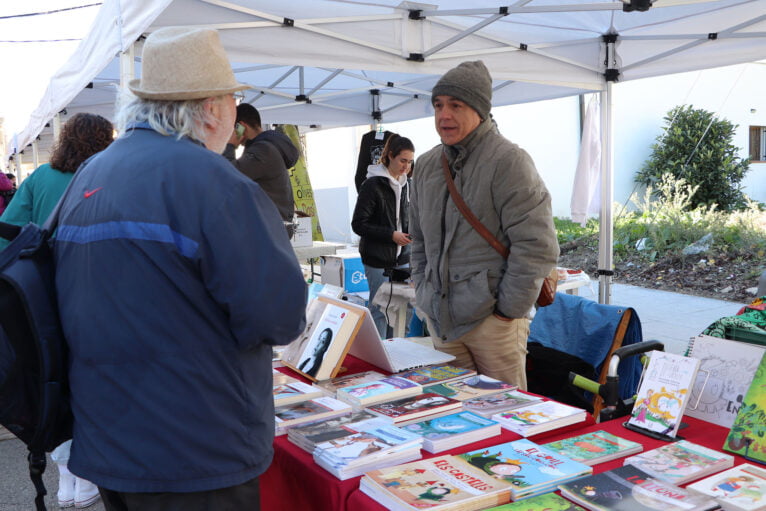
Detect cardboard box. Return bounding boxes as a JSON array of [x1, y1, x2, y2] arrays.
[[290, 217, 313, 247], [320, 253, 368, 293]]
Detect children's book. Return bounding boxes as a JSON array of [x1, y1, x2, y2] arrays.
[[336, 376, 422, 408], [627, 351, 701, 438], [463, 390, 544, 418], [724, 351, 766, 464], [274, 395, 352, 435], [685, 335, 766, 428], [402, 411, 501, 453], [424, 374, 517, 401], [360, 455, 514, 511], [686, 463, 766, 511], [491, 400, 587, 437], [365, 392, 463, 425], [623, 439, 734, 485], [558, 465, 719, 511], [485, 492, 587, 511], [281, 296, 366, 381], [314, 370, 387, 395], [543, 430, 643, 466], [457, 438, 593, 501], [395, 365, 477, 386], [286, 410, 378, 453]]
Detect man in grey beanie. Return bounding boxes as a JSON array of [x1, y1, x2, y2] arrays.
[[409, 60, 559, 389]]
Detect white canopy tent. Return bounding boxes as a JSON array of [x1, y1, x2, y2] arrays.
[[8, 0, 766, 302]]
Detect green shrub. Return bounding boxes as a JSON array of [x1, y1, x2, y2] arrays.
[[635, 105, 750, 211]]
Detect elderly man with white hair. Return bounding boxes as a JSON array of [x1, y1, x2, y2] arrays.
[[53, 27, 307, 510]]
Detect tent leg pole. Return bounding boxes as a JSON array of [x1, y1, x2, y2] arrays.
[[598, 82, 614, 304]]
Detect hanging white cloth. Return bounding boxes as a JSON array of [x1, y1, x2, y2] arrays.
[[570, 95, 601, 227]]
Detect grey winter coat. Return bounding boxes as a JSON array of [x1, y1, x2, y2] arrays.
[[410, 119, 559, 341]]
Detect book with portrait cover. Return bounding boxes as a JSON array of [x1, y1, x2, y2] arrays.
[[626, 351, 700, 438], [395, 365, 477, 386], [723, 350, 766, 464], [287, 410, 378, 453], [485, 492, 587, 511], [492, 400, 587, 437], [281, 296, 365, 381], [457, 438, 593, 501], [274, 395, 352, 435], [402, 411, 501, 453], [543, 430, 643, 466], [558, 465, 718, 511], [360, 454, 515, 511], [463, 390, 543, 418], [623, 440, 733, 485], [365, 392, 463, 425], [424, 374, 517, 402], [686, 463, 766, 511]]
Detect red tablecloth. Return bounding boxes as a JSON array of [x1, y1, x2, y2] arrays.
[[262, 356, 596, 511]]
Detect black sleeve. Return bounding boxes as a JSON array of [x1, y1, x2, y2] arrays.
[[352, 180, 394, 241], [355, 131, 374, 192]]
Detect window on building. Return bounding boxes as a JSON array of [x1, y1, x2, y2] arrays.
[[749, 126, 766, 162]]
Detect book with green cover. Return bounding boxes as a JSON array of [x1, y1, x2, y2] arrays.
[[424, 374, 517, 401], [486, 492, 587, 511], [543, 430, 643, 466], [724, 350, 766, 463], [395, 364, 477, 386]]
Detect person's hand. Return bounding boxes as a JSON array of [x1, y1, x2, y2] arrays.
[[228, 130, 244, 147], [393, 231, 412, 246]]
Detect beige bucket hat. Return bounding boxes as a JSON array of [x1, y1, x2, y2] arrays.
[[129, 27, 249, 101]]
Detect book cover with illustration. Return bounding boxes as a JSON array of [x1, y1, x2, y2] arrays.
[[360, 455, 514, 510], [558, 465, 718, 511], [274, 396, 351, 434], [336, 376, 422, 406], [624, 439, 733, 485], [273, 380, 324, 406], [627, 351, 701, 438], [315, 370, 387, 395], [463, 390, 544, 418], [492, 400, 587, 437], [485, 492, 587, 511], [366, 392, 462, 424], [686, 463, 766, 511], [724, 351, 766, 464], [403, 411, 501, 453], [685, 335, 766, 428], [457, 438, 593, 500], [287, 410, 378, 453], [396, 365, 477, 386], [425, 374, 517, 401], [543, 430, 643, 466]]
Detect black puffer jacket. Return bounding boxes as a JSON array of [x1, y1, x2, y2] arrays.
[[352, 173, 410, 269]]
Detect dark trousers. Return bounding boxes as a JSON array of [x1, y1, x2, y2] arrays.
[[99, 476, 260, 511]]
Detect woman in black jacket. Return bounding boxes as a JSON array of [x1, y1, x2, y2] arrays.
[[352, 134, 415, 338]]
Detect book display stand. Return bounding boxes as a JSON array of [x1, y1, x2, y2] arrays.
[[622, 420, 686, 442]]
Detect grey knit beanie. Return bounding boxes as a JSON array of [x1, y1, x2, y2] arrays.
[[432, 61, 492, 120]]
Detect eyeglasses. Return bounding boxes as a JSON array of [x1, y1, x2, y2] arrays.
[[233, 91, 245, 104]]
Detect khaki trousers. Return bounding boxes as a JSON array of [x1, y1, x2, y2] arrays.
[[431, 314, 530, 390]]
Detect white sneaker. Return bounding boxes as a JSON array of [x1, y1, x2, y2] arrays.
[[74, 477, 101, 509], [56, 463, 76, 508]]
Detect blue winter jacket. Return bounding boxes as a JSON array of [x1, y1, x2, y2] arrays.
[[54, 124, 307, 492]]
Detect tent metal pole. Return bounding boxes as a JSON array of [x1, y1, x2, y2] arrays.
[[32, 140, 39, 169], [598, 81, 614, 304], [120, 43, 135, 90], [52, 114, 62, 145]]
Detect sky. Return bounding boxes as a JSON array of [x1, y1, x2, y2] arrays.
[[0, 2, 100, 138]]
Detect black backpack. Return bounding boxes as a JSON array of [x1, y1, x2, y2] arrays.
[[0, 198, 72, 511]]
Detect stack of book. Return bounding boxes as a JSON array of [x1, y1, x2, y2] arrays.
[[336, 376, 422, 408], [559, 465, 719, 511], [315, 370, 387, 396], [313, 419, 423, 480], [686, 463, 766, 511], [402, 411, 501, 453], [424, 374, 517, 402], [365, 392, 463, 426], [623, 440, 734, 485], [463, 390, 543, 418], [274, 396, 352, 435], [492, 400, 587, 437], [361, 455, 515, 511], [543, 430, 643, 466], [273, 371, 325, 406], [456, 438, 593, 501], [485, 492, 587, 511], [395, 364, 477, 386], [287, 410, 378, 453]]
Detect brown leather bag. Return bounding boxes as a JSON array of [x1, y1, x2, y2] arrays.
[[440, 153, 558, 308]]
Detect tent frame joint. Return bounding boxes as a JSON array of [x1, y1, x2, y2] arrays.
[[407, 53, 425, 62]]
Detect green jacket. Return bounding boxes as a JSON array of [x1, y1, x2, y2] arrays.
[[410, 120, 559, 341]]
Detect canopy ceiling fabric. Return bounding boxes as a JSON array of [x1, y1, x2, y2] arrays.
[[10, 0, 766, 158]]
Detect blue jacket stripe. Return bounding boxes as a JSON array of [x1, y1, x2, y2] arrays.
[[57, 221, 198, 258]]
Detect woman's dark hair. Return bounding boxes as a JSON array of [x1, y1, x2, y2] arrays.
[[380, 134, 415, 167], [50, 113, 114, 174]]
